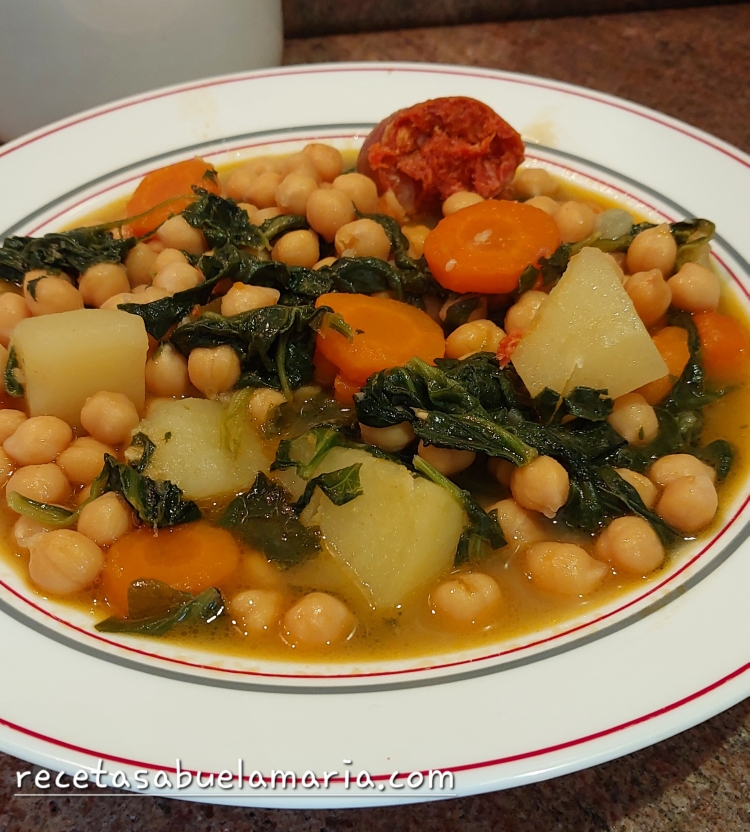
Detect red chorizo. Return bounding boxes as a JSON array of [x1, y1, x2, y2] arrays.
[[358, 97, 524, 216]]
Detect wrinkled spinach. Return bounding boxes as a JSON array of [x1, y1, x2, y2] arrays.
[[4, 346, 23, 397], [6, 492, 77, 528], [91, 454, 201, 529], [263, 391, 355, 439], [96, 581, 224, 636]]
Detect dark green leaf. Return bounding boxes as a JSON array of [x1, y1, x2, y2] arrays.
[[272, 426, 348, 479], [263, 391, 355, 438], [96, 582, 224, 636], [91, 454, 201, 529], [442, 296, 482, 333], [697, 439, 734, 482], [6, 491, 77, 528], [126, 432, 157, 473], [181, 190, 267, 249], [4, 345, 23, 397], [294, 464, 364, 513], [218, 472, 321, 566]]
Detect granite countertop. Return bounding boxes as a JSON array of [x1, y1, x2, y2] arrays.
[[1, 4, 750, 831]]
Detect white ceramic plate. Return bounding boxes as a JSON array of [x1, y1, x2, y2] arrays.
[[0, 63, 749, 808]]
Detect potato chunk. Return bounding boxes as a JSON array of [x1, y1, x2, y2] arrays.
[[12, 309, 148, 427], [279, 447, 465, 610], [137, 398, 271, 500], [511, 247, 668, 399]]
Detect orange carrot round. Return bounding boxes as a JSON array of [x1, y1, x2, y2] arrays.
[[125, 157, 221, 237], [694, 311, 750, 384], [101, 522, 241, 617], [637, 326, 690, 404], [423, 200, 561, 294], [315, 293, 445, 385], [333, 373, 361, 405]]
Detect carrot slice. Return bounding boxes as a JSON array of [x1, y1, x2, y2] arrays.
[[125, 158, 221, 237], [100, 522, 241, 617], [333, 373, 361, 405], [315, 293, 445, 385], [636, 326, 690, 404], [693, 311, 750, 384], [423, 200, 561, 294]]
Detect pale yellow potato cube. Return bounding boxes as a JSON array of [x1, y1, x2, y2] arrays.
[[138, 398, 272, 500], [511, 247, 668, 399], [279, 447, 466, 610], [12, 309, 148, 427]]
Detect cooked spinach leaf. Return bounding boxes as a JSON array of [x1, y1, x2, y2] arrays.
[[170, 305, 351, 397], [273, 426, 348, 479], [263, 391, 355, 439], [4, 346, 23, 397], [218, 472, 321, 566], [413, 456, 505, 565], [697, 439, 734, 482], [0, 229, 135, 286], [125, 432, 157, 473], [6, 492, 77, 528], [534, 387, 613, 425], [442, 296, 483, 333], [96, 581, 224, 636], [91, 454, 201, 529], [294, 464, 364, 513]]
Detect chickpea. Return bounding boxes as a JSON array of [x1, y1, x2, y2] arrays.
[[283, 592, 355, 647], [525, 196, 560, 215], [153, 262, 203, 293], [275, 173, 318, 216], [145, 343, 190, 398], [248, 387, 286, 426], [0, 292, 31, 346], [80, 391, 140, 445], [230, 589, 285, 635], [272, 229, 320, 268], [100, 291, 135, 310], [504, 291, 547, 333], [156, 215, 206, 255], [77, 262, 130, 308], [0, 447, 13, 478], [487, 457, 514, 487], [253, 207, 283, 223], [221, 283, 280, 317], [306, 188, 356, 242], [0, 409, 27, 443], [513, 167, 557, 199], [402, 224, 430, 259], [188, 346, 241, 398], [359, 422, 416, 453], [3, 416, 72, 465], [489, 498, 548, 553], [525, 541, 608, 596], [75, 484, 92, 507], [225, 168, 258, 203], [624, 269, 672, 327], [242, 551, 286, 590], [656, 474, 718, 533], [133, 286, 171, 304], [302, 143, 343, 182], [554, 201, 596, 243], [607, 393, 659, 446], [280, 153, 321, 183], [510, 455, 569, 518], [332, 173, 379, 214], [594, 516, 664, 575], [667, 263, 720, 313], [614, 468, 658, 509], [445, 319, 505, 360], [13, 515, 47, 549], [237, 202, 259, 223], [23, 273, 83, 316], [648, 453, 716, 488], [430, 572, 503, 627], [238, 157, 282, 179], [56, 436, 114, 484], [153, 247, 188, 272], [124, 242, 158, 287], [440, 294, 488, 325], [6, 463, 72, 503], [334, 219, 391, 260], [626, 224, 677, 277], [379, 190, 408, 224], [313, 256, 337, 271], [418, 441, 475, 477], [27, 529, 104, 595], [76, 492, 133, 546], [442, 191, 484, 216], [247, 171, 283, 209]]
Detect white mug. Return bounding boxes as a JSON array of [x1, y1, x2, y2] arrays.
[[0, 0, 284, 140]]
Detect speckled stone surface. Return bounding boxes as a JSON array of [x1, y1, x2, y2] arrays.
[[1, 5, 749, 831]]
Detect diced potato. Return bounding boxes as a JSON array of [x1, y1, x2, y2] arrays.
[[277, 447, 465, 610], [511, 247, 668, 399], [137, 398, 271, 500], [12, 309, 148, 427]]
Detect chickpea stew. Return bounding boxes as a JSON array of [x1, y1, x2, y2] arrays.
[[0, 96, 748, 663]]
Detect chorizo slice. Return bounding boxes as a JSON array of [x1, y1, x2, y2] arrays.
[[358, 96, 524, 216]]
